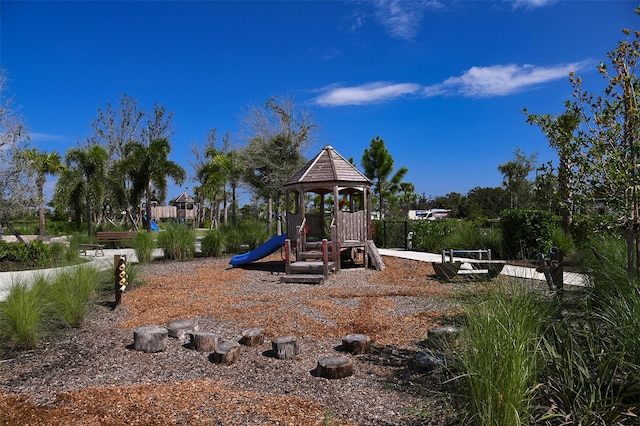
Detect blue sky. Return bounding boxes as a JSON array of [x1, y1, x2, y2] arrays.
[[1, 0, 638, 204]]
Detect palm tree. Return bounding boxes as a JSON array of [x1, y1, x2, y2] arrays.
[[20, 149, 64, 236], [122, 138, 186, 232], [195, 157, 225, 229], [209, 148, 243, 226], [64, 145, 109, 237]]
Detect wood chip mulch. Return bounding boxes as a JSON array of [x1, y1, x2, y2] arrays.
[[0, 254, 464, 426]]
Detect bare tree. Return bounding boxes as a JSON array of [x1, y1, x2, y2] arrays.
[[0, 70, 33, 241], [239, 95, 319, 234]]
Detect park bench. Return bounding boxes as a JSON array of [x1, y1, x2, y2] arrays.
[[96, 231, 138, 248], [78, 243, 105, 257], [432, 249, 505, 282]]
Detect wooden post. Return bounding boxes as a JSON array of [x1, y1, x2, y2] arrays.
[[316, 356, 353, 379], [549, 246, 564, 291], [271, 335, 299, 360], [133, 325, 168, 353], [212, 341, 240, 365], [240, 328, 265, 346], [189, 332, 218, 352], [166, 318, 199, 342], [342, 334, 371, 354], [114, 255, 127, 306]]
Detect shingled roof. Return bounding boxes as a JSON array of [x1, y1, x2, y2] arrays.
[[284, 145, 372, 187], [173, 191, 195, 204]]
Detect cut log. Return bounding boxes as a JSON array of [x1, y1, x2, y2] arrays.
[[189, 332, 218, 352], [133, 325, 168, 353], [342, 334, 371, 354], [212, 341, 240, 365], [271, 335, 300, 360], [166, 318, 199, 342], [316, 356, 353, 379], [240, 328, 264, 346]]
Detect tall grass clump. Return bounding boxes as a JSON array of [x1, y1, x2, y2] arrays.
[[133, 231, 155, 264], [201, 229, 225, 257], [0, 280, 45, 349], [442, 220, 503, 258], [454, 282, 545, 425], [46, 266, 100, 328], [222, 226, 243, 254], [157, 222, 195, 261], [236, 220, 269, 250], [535, 234, 640, 424]]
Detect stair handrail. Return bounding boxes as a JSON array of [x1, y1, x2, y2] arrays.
[[296, 217, 307, 262]]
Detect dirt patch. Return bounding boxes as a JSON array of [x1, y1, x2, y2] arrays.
[[0, 254, 462, 425]]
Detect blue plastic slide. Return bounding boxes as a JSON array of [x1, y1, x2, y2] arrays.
[[229, 234, 287, 267], [150, 219, 160, 231]]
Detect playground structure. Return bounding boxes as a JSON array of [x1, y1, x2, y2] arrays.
[[281, 145, 382, 283], [230, 145, 384, 283], [140, 191, 197, 228]]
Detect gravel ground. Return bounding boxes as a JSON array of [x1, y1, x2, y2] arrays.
[[0, 255, 463, 425]]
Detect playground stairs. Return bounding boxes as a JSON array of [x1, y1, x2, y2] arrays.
[[281, 240, 338, 285]]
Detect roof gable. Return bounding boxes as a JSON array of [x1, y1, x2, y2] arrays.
[[285, 145, 371, 186]]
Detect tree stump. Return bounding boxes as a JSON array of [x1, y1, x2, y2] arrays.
[[240, 328, 264, 346], [133, 325, 168, 353], [316, 356, 353, 379], [166, 318, 199, 342], [271, 335, 299, 360], [212, 341, 240, 365], [189, 332, 218, 352], [342, 334, 371, 354]]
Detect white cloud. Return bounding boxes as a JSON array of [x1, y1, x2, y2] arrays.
[[424, 61, 590, 98], [29, 132, 72, 143], [511, 0, 556, 9], [372, 0, 441, 40], [314, 61, 591, 106], [314, 82, 421, 106]]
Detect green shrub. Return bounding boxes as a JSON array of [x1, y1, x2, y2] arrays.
[[222, 227, 243, 254], [500, 209, 556, 260], [133, 231, 156, 264], [46, 266, 100, 328], [441, 220, 504, 258], [551, 226, 576, 259], [0, 281, 45, 349], [455, 282, 545, 425], [570, 213, 621, 247], [201, 229, 225, 257], [412, 219, 458, 252], [237, 220, 268, 250], [157, 222, 195, 261], [26, 240, 53, 267]]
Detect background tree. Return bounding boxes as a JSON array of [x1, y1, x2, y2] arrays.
[[192, 129, 225, 229], [565, 24, 640, 275], [0, 69, 32, 240], [362, 136, 409, 218], [498, 148, 538, 209], [20, 149, 64, 236], [210, 136, 243, 226], [63, 145, 109, 237], [398, 182, 417, 217], [525, 106, 582, 233], [240, 96, 318, 234], [121, 138, 186, 232], [465, 186, 509, 219]]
